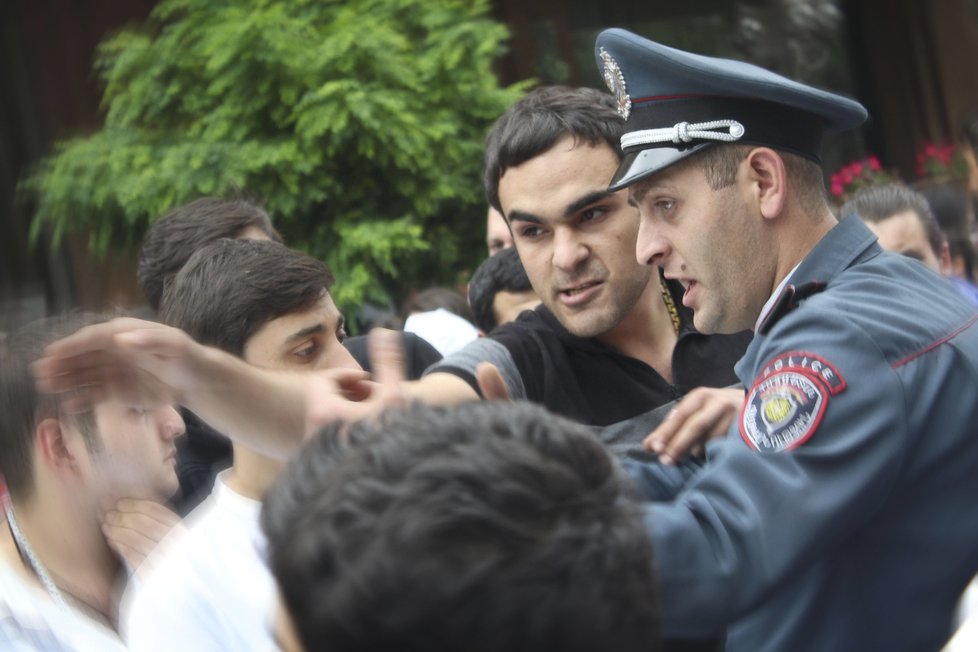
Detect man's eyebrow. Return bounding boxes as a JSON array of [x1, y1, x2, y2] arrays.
[[507, 190, 615, 225], [564, 190, 614, 217], [285, 323, 325, 344], [507, 209, 543, 224]]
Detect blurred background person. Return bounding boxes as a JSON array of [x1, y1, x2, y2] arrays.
[[841, 184, 978, 307], [920, 183, 978, 289], [401, 287, 480, 357], [467, 246, 539, 334], [1, 313, 184, 650], [486, 206, 514, 256]]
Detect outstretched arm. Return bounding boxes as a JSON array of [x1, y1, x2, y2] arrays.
[[35, 318, 346, 459]]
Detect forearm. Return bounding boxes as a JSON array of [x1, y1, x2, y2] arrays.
[[179, 344, 306, 460], [401, 372, 479, 405]]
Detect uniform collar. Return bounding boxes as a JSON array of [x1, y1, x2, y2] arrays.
[[752, 215, 881, 334]]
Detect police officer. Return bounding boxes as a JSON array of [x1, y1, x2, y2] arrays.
[[596, 28, 978, 651]]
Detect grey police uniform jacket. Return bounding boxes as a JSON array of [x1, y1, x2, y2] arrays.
[[632, 215, 978, 651]]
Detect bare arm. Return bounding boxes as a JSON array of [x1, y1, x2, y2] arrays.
[[401, 371, 480, 405], [35, 318, 333, 459]]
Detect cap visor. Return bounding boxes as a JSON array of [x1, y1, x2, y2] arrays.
[[608, 143, 713, 192]]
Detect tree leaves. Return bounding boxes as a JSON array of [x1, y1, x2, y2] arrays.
[[23, 0, 530, 319]]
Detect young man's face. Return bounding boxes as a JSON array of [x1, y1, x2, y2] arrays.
[[498, 137, 652, 338], [243, 293, 359, 372], [863, 210, 948, 276], [630, 158, 769, 335], [83, 399, 184, 501]]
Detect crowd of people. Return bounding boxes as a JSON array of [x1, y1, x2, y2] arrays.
[[2, 26, 978, 652]]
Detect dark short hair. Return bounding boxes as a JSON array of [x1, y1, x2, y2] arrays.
[[262, 401, 660, 652], [919, 183, 972, 239], [919, 184, 976, 279], [484, 86, 624, 213], [159, 239, 334, 357], [0, 313, 106, 500], [840, 184, 945, 258], [467, 247, 533, 332], [138, 197, 283, 311]]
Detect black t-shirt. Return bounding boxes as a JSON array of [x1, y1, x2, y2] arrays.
[[428, 285, 751, 427]]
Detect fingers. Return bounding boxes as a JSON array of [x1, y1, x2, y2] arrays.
[[367, 328, 407, 389], [644, 387, 743, 464], [476, 362, 511, 401], [304, 329, 409, 436], [33, 318, 190, 410], [101, 498, 182, 570]]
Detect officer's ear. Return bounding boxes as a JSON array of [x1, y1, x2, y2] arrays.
[[742, 147, 787, 221]]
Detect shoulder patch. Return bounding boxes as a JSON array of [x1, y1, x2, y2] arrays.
[[759, 351, 847, 395], [742, 350, 845, 451], [740, 370, 828, 452]]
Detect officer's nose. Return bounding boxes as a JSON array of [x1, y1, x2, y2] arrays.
[[636, 213, 670, 268]]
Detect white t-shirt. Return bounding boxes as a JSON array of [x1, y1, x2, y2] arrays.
[[121, 472, 277, 652], [0, 559, 127, 652]]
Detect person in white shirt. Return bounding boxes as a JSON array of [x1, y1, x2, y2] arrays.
[[122, 238, 359, 652], [0, 312, 184, 651]]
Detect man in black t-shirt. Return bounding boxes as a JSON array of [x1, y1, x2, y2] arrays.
[[407, 87, 751, 463]]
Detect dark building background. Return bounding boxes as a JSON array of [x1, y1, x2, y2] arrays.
[[3, 0, 977, 328]]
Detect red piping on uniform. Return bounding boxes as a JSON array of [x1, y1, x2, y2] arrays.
[[892, 314, 978, 368]]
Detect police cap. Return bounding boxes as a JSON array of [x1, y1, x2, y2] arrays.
[[594, 28, 868, 191]]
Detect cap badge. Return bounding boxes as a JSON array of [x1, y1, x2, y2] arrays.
[[599, 47, 631, 120]]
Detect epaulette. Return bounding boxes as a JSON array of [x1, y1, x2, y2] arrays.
[[758, 281, 826, 335]]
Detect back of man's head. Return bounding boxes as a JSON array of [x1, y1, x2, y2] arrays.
[[468, 247, 534, 332], [919, 183, 973, 239], [159, 238, 333, 358], [138, 197, 283, 312], [261, 401, 660, 652], [0, 313, 106, 501], [484, 86, 623, 213]]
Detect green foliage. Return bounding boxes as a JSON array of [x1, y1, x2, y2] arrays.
[[23, 0, 530, 318]]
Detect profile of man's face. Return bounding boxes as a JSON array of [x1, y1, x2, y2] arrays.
[[83, 399, 184, 501]]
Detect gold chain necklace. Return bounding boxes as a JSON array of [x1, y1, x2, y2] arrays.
[[658, 274, 681, 335]]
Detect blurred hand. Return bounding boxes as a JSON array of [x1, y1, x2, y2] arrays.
[[304, 328, 407, 435], [644, 386, 744, 464], [476, 362, 511, 401], [34, 318, 200, 412], [101, 498, 183, 572]]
